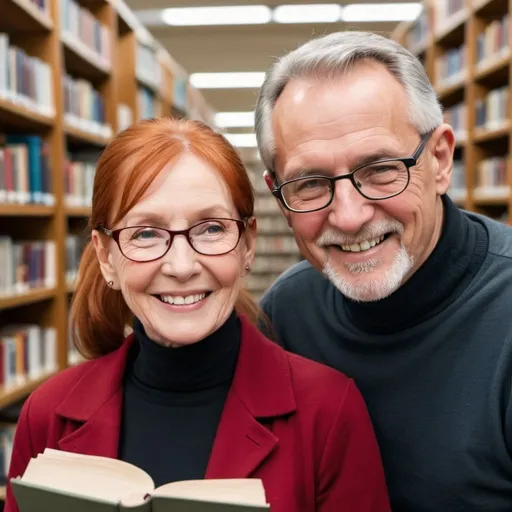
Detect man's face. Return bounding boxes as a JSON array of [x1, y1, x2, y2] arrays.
[[271, 61, 455, 302]]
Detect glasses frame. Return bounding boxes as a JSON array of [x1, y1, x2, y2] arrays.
[[272, 132, 433, 213], [96, 218, 248, 263]]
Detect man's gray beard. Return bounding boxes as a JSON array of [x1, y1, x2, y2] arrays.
[[322, 244, 413, 302]]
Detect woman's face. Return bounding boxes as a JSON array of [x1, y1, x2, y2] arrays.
[[93, 153, 256, 347]]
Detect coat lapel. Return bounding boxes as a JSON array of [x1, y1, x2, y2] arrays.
[[55, 337, 135, 458], [206, 316, 296, 478]]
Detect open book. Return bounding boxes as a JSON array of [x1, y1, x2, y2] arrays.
[[10, 448, 270, 512]]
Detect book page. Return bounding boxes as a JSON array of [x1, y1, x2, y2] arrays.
[[152, 479, 268, 506], [19, 449, 154, 503]]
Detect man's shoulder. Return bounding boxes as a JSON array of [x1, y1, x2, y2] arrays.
[[466, 210, 512, 260], [284, 347, 354, 418], [262, 259, 328, 300]]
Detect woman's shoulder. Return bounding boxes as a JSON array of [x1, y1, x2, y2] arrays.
[[26, 357, 102, 415], [283, 348, 355, 407]]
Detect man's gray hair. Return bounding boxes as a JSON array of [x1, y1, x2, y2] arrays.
[[254, 31, 443, 177]]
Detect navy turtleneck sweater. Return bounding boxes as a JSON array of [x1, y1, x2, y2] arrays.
[[118, 311, 240, 487]]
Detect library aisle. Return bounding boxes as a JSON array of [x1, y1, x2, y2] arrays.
[[1, 0, 510, 507]]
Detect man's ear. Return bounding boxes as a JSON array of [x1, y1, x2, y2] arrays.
[[91, 230, 119, 288], [263, 170, 292, 227], [432, 124, 456, 196]]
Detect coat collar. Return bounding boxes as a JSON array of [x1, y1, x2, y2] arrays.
[[55, 315, 296, 476]]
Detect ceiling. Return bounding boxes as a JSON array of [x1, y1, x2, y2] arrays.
[[125, 0, 410, 159]]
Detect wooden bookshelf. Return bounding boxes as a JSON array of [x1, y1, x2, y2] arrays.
[[0, 0, 217, 421], [0, 371, 58, 409], [393, 0, 512, 223]]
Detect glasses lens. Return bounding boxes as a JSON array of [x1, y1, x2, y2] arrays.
[[353, 160, 409, 199], [190, 219, 241, 255], [118, 227, 170, 262], [281, 177, 332, 212]]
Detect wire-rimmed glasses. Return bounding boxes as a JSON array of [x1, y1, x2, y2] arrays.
[[96, 218, 247, 263], [272, 132, 432, 213]]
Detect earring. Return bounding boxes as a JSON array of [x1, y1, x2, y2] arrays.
[[108, 280, 114, 288], [244, 265, 251, 276]]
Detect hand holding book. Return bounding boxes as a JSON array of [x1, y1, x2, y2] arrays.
[[11, 449, 270, 512]]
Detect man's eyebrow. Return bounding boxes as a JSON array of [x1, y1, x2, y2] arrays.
[[284, 148, 402, 181]]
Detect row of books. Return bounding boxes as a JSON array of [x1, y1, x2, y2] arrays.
[[256, 235, 300, 254], [433, 0, 465, 30], [117, 103, 134, 133], [62, 74, 112, 138], [257, 215, 291, 235], [475, 86, 509, 130], [444, 103, 466, 140], [0, 135, 54, 206], [436, 45, 466, 86], [136, 42, 160, 91], [245, 272, 281, 292], [251, 254, 301, 274], [66, 235, 85, 286], [255, 196, 285, 215], [0, 423, 15, 486], [64, 158, 95, 207], [173, 77, 188, 114], [0, 324, 58, 389], [475, 156, 508, 189], [0, 33, 54, 117], [26, 0, 48, 16], [450, 159, 466, 192], [60, 0, 111, 70], [137, 86, 156, 121], [476, 15, 509, 65], [406, 9, 428, 51], [0, 238, 56, 296]]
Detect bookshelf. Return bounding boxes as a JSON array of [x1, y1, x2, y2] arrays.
[[243, 153, 302, 302], [0, 0, 217, 438], [392, 0, 512, 223]]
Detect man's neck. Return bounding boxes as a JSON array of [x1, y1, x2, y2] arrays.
[[338, 195, 489, 334]]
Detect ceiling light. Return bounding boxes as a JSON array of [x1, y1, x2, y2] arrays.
[[215, 111, 255, 128], [189, 72, 266, 89], [274, 4, 342, 23], [161, 5, 272, 26], [224, 133, 258, 148], [341, 3, 422, 22]]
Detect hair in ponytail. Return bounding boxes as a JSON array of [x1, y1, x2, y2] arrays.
[[70, 117, 265, 358]]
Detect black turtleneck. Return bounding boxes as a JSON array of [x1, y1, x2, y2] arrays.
[[341, 194, 488, 333], [118, 311, 240, 487]]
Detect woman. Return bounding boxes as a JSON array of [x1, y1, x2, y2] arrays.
[[5, 118, 390, 512]]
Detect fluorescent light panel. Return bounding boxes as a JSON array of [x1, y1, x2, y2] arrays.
[[274, 4, 342, 23], [342, 3, 422, 21], [161, 5, 271, 26], [224, 133, 258, 148], [190, 72, 265, 89], [215, 111, 255, 128], [159, 3, 422, 26]]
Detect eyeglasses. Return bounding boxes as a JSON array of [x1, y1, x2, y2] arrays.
[[272, 132, 432, 213], [96, 218, 247, 263]]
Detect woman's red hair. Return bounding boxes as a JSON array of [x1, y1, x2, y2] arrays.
[[70, 117, 263, 359]]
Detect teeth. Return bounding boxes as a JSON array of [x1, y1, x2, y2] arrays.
[[341, 235, 385, 252], [159, 293, 207, 305]]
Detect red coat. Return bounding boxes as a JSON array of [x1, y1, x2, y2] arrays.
[[5, 315, 390, 512]]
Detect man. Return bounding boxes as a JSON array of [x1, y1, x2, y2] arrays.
[[254, 31, 512, 512]]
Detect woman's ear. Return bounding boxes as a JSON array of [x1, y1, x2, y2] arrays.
[[91, 230, 119, 287], [242, 217, 257, 271]]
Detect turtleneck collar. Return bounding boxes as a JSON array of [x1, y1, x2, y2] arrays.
[[340, 195, 489, 334], [130, 310, 241, 392]]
